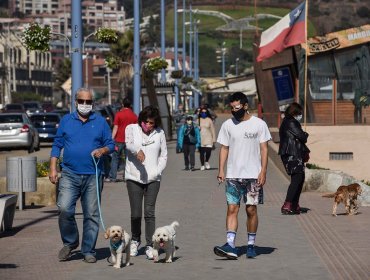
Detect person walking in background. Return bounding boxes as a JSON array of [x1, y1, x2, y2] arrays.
[[214, 91, 271, 260], [173, 103, 186, 153], [49, 88, 115, 263], [124, 106, 168, 260], [198, 107, 216, 171], [278, 102, 310, 215], [177, 115, 201, 171], [105, 97, 137, 183]]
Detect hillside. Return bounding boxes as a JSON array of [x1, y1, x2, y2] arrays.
[[120, 0, 369, 35]]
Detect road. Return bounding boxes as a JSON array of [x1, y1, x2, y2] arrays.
[[0, 144, 52, 177]]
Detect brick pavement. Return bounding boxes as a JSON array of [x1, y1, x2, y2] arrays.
[[1, 120, 369, 280]]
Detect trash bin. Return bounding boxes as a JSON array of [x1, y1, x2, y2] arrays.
[[6, 156, 37, 210]]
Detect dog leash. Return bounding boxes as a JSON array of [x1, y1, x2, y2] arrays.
[[92, 155, 107, 232]]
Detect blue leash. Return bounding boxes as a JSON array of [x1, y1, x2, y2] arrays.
[[92, 155, 106, 232]]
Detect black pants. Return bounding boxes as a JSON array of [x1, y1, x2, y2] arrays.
[[199, 147, 212, 165], [285, 172, 305, 204], [126, 180, 160, 246], [183, 143, 196, 168], [281, 155, 305, 205]]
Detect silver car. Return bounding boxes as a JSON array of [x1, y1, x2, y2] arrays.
[[0, 113, 40, 153]]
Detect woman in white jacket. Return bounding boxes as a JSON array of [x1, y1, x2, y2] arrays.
[[124, 106, 167, 260]]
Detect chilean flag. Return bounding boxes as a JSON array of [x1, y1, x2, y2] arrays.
[[257, 1, 306, 62]]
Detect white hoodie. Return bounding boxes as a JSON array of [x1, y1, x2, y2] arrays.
[[125, 124, 167, 183]]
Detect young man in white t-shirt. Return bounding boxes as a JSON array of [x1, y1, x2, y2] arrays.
[[214, 92, 271, 259]]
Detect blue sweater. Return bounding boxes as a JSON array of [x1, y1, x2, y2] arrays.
[[51, 111, 115, 174]]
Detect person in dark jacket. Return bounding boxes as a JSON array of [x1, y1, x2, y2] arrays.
[[278, 102, 310, 215], [177, 115, 200, 171]]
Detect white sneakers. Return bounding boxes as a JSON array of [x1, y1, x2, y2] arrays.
[[145, 246, 154, 260], [130, 240, 140, 256], [205, 162, 211, 170], [130, 241, 154, 260], [200, 166, 205, 171]]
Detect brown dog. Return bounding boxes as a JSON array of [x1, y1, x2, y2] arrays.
[[322, 183, 362, 216]]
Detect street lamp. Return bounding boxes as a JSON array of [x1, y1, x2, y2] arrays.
[[174, 0, 179, 108], [216, 42, 227, 79]]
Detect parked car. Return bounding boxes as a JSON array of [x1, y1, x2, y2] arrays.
[[30, 113, 61, 142], [23, 101, 43, 115], [52, 109, 70, 118], [2, 103, 26, 113], [41, 102, 54, 112], [0, 113, 40, 153]]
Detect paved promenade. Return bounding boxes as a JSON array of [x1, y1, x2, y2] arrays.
[[1, 122, 370, 279]]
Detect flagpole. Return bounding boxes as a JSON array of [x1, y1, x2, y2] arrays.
[[303, 0, 308, 130]]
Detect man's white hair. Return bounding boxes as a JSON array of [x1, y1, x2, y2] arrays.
[[75, 88, 93, 100]]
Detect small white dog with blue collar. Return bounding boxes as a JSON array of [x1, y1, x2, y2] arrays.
[[104, 226, 131, 268]]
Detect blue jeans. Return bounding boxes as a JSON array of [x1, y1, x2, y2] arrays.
[[57, 169, 103, 256], [108, 142, 126, 180]]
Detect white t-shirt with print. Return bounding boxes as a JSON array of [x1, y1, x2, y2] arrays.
[[217, 115, 271, 179]]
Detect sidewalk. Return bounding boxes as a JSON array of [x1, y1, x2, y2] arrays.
[[1, 136, 369, 279]]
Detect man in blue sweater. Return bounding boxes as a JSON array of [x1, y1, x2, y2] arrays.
[[49, 88, 114, 263]]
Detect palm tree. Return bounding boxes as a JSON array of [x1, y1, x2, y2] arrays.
[[109, 30, 134, 101]]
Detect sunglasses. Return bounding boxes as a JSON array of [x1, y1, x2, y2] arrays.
[[144, 120, 155, 125], [77, 99, 93, 105]]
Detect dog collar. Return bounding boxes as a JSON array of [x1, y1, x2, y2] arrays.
[[110, 240, 122, 251]]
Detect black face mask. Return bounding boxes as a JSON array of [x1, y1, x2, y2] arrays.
[[231, 108, 246, 121]]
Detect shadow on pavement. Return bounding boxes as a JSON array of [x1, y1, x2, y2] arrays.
[[238, 245, 276, 256]]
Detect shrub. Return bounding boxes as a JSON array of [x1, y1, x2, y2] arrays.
[[306, 163, 329, 170], [36, 161, 49, 177]]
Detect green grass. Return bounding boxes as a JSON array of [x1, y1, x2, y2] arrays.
[[165, 5, 316, 46]]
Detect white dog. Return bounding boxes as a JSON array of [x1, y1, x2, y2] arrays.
[[152, 221, 179, 263], [104, 226, 131, 269]]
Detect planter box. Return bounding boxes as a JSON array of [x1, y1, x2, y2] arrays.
[[0, 177, 57, 207]]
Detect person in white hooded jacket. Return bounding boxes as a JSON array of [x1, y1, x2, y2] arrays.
[[124, 106, 168, 260]]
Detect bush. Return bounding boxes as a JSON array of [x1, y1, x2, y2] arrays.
[[306, 163, 329, 170], [36, 161, 49, 177]]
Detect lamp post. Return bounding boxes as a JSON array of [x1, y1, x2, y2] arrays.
[[222, 42, 226, 79], [106, 66, 112, 105], [193, 19, 200, 108], [182, 0, 186, 77], [71, 0, 83, 111], [174, 0, 179, 108], [133, 0, 141, 115], [82, 32, 95, 88], [160, 0, 166, 83]]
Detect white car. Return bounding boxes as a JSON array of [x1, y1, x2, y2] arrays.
[[0, 113, 40, 153]]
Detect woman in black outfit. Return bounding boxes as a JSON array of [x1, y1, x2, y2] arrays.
[[278, 103, 310, 215]]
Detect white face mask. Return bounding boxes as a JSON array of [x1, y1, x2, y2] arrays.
[[77, 104, 93, 116], [294, 114, 303, 122], [186, 120, 193, 125]]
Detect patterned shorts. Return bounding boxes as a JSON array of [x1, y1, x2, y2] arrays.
[[225, 179, 264, 205]]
